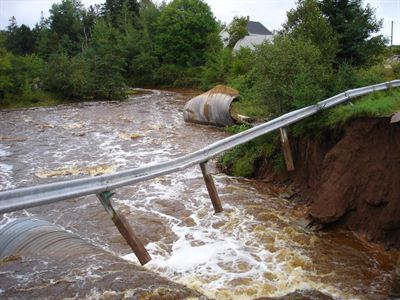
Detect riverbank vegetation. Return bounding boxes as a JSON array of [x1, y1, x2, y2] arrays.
[[0, 0, 220, 106], [214, 0, 400, 177], [1, 0, 399, 175]]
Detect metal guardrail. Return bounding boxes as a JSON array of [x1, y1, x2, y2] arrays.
[[1, 80, 399, 214]]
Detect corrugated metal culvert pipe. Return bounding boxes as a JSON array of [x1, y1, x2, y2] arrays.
[[0, 218, 96, 260], [0, 218, 206, 299], [183, 85, 240, 126]]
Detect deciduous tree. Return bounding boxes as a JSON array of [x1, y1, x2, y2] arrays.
[[282, 0, 338, 63], [154, 0, 219, 67], [226, 16, 248, 49]]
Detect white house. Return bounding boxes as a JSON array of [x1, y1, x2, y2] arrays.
[[220, 17, 274, 51]]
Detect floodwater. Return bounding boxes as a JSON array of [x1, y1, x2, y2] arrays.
[[0, 89, 397, 299]]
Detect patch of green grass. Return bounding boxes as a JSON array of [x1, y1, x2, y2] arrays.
[[231, 98, 269, 120], [224, 123, 252, 134], [291, 88, 400, 137], [1, 90, 67, 109], [324, 89, 400, 128], [126, 89, 139, 95], [218, 130, 277, 177]]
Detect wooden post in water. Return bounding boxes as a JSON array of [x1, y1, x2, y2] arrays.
[[200, 162, 223, 213], [279, 127, 295, 171], [97, 191, 151, 265]]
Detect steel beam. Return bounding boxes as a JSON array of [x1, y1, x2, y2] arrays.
[[97, 191, 151, 265], [200, 162, 223, 213]]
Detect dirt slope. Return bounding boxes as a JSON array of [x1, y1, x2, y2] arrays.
[[271, 117, 399, 248]]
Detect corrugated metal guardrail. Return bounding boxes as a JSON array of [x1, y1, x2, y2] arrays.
[[0, 80, 399, 214]]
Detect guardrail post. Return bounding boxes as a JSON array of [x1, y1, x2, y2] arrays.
[[200, 162, 223, 213], [96, 191, 151, 265], [279, 127, 295, 171]]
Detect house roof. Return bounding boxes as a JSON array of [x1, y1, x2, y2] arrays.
[[233, 35, 274, 51], [247, 21, 272, 35]]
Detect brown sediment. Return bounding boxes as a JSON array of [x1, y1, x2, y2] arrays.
[[0, 254, 205, 299], [35, 164, 117, 178], [255, 289, 333, 300], [258, 117, 400, 248]]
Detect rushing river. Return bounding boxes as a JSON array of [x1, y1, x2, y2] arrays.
[[0, 89, 397, 299]]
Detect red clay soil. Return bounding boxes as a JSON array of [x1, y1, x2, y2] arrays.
[[259, 117, 400, 248], [307, 117, 400, 247]]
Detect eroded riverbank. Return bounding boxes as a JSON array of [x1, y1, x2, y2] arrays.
[[0, 89, 397, 299]]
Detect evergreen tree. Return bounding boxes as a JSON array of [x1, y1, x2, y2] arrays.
[[82, 5, 101, 49], [47, 0, 85, 55], [87, 19, 127, 99], [319, 0, 386, 66], [103, 0, 139, 26], [0, 48, 13, 100], [5, 18, 36, 55]]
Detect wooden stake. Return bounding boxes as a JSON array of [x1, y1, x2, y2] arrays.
[[279, 127, 295, 171], [200, 162, 223, 213], [97, 191, 151, 265]]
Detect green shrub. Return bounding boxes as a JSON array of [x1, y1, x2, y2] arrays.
[[253, 35, 332, 117], [224, 124, 252, 134], [0, 90, 64, 109], [200, 48, 233, 90], [231, 98, 269, 120], [218, 131, 277, 177], [355, 64, 397, 87]]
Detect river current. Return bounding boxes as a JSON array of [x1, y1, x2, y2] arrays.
[[0, 89, 396, 299]]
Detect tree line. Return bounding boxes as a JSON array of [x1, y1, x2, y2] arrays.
[[0, 0, 219, 103], [0, 0, 398, 111]]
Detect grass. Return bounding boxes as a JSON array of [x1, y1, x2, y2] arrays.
[[0, 90, 66, 109], [126, 88, 141, 95], [323, 89, 400, 128], [231, 98, 270, 120]]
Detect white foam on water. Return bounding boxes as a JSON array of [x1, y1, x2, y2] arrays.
[[0, 90, 389, 300], [117, 165, 362, 299], [0, 144, 14, 190]]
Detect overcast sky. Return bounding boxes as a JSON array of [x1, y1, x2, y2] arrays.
[[1, 0, 399, 44]]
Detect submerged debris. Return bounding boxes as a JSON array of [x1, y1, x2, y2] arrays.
[[35, 164, 116, 178], [62, 123, 83, 130], [119, 132, 143, 140], [0, 136, 27, 142]]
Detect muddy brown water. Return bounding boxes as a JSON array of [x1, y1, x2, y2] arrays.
[[0, 89, 397, 299]]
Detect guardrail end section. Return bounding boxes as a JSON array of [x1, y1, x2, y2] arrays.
[[199, 162, 223, 213], [97, 191, 151, 265]]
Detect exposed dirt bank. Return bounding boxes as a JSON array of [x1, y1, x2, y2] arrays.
[[256, 116, 400, 297], [258, 117, 400, 248]]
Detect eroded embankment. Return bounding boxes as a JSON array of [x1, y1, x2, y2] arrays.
[[260, 117, 400, 248]]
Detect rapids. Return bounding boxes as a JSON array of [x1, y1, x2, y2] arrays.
[[0, 89, 396, 299]]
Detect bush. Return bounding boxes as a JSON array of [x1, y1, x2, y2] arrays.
[[218, 128, 277, 177], [154, 64, 201, 87], [253, 35, 332, 117], [0, 90, 63, 109], [200, 48, 233, 90], [355, 64, 398, 87], [130, 51, 160, 86], [43, 52, 73, 97]]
